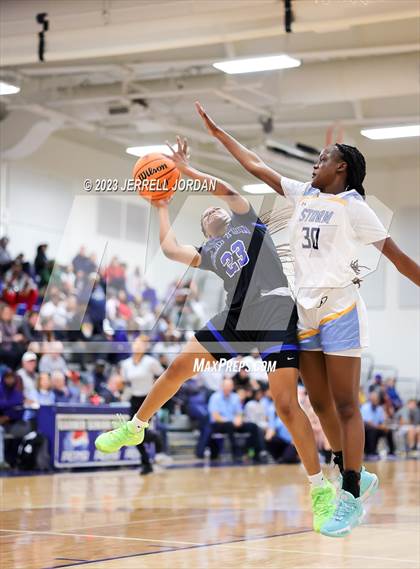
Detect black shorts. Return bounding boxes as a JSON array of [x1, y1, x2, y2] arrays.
[[195, 294, 298, 370]]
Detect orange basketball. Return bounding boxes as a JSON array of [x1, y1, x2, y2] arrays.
[[132, 153, 180, 202]]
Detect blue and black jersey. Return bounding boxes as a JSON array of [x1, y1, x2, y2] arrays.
[[197, 205, 289, 310]]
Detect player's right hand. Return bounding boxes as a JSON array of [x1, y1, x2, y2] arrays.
[[195, 101, 220, 136], [151, 195, 173, 209]]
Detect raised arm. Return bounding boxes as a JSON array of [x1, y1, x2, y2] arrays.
[[375, 237, 420, 286], [154, 200, 201, 267], [166, 136, 249, 214], [195, 101, 284, 195]]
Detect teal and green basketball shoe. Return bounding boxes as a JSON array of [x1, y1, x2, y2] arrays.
[[320, 490, 364, 537]]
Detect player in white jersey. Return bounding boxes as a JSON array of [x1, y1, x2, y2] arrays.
[[197, 102, 420, 536]]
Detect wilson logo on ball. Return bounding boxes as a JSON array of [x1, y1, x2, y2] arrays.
[[137, 164, 168, 181]]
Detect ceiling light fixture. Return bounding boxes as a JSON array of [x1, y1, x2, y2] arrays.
[[361, 125, 420, 140], [213, 54, 301, 75], [0, 81, 20, 96]]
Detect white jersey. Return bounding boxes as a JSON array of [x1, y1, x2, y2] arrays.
[[281, 177, 389, 309]]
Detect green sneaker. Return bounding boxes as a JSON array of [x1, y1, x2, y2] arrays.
[[320, 490, 364, 537], [95, 416, 148, 454], [311, 479, 336, 532]]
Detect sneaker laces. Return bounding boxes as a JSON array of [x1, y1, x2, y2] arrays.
[[312, 487, 333, 516], [111, 413, 127, 430], [332, 494, 356, 522]]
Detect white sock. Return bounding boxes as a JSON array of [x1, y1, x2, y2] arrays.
[[308, 471, 325, 488], [130, 415, 148, 431]]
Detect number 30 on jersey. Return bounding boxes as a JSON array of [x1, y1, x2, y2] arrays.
[[302, 226, 320, 250]]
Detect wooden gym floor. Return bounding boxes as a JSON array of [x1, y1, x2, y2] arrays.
[[0, 461, 418, 569]]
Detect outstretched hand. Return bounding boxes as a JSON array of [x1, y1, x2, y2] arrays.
[[165, 135, 190, 172], [195, 101, 220, 136]]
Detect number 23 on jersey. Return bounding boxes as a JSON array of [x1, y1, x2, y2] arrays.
[[220, 239, 250, 278]]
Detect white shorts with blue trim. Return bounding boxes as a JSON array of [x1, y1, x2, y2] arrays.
[[297, 284, 368, 357]]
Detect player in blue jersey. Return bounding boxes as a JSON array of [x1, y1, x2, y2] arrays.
[[96, 137, 336, 531]]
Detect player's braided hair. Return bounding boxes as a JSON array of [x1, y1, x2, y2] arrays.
[[335, 143, 366, 198]]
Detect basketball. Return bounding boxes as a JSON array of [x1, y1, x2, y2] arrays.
[[132, 153, 180, 202]]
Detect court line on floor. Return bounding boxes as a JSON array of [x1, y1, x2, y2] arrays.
[[42, 528, 313, 569], [55, 559, 88, 563], [0, 528, 205, 546], [226, 543, 419, 565], [5, 526, 418, 569]]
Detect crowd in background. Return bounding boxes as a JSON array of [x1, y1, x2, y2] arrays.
[[0, 236, 419, 471]]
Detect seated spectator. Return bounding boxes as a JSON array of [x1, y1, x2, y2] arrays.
[[244, 388, 269, 430], [97, 373, 124, 404], [16, 351, 39, 405], [117, 290, 133, 322], [18, 310, 43, 344], [183, 379, 212, 458], [208, 378, 262, 462], [232, 365, 252, 390], [91, 359, 109, 392], [361, 391, 396, 459], [0, 236, 12, 275], [265, 405, 299, 464], [0, 370, 30, 466], [105, 256, 126, 291], [242, 348, 268, 383], [396, 399, 419, 454], [385, 377, 403, 411], [368, 374, 383, 395], [2, 261, 38, 311], [142, 282, 158, 311], [39, 287, 68, 331], [72, 246, 94, 275], [0, 303, 26, 368], [244, 388, 271, 456], [36, 372, 55, 405], [50, 371, 72, 403], [67, 370, 82, 403], [39, 341, 68, 375], [127, 266, 143, 299], [60, 265, 76, 294]]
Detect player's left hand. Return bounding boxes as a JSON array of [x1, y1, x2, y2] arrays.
[[166, 136, 190, 171]]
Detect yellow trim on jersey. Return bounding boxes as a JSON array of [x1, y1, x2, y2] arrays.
[[298, 195, 347, 205], [319, 302, 356, 326], [298, 328, 320, 340]]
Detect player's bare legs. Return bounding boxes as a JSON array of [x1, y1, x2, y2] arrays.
[[136, 337, 215, 422], [268, 367, 320, 475], [324, 355, 364, 473], [299, 351, 342, 452], [95, 337, 215, 453]]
